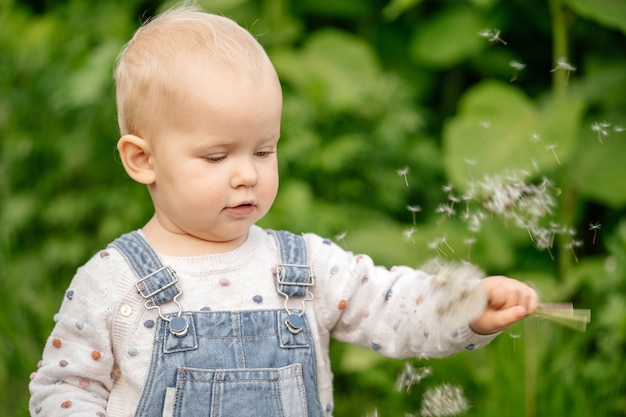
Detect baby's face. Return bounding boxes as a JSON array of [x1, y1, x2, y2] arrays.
[[146, 64, 283, 248]]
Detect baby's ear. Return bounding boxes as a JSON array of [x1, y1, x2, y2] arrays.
[[117, 134, 156, 184]]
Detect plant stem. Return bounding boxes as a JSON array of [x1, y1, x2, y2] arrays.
[[524, 319, 537, 417], [548, 0, 569, 99]]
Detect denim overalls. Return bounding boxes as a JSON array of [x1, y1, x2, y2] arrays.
[[110, 230, 325, 417]]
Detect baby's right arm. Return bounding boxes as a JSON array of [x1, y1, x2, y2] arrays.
[[29, 262, 115, 416]]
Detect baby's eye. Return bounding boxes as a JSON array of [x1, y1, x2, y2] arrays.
[[205, 154, 227, 162], [254, 149, 275, 158]]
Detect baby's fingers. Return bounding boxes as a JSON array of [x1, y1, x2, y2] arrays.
[[471, 305, 528, 334]]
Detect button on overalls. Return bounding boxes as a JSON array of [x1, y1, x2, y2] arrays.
[[110, 230, 325, 417]]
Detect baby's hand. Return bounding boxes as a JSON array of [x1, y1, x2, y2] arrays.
[[470, 276, 538, 334]]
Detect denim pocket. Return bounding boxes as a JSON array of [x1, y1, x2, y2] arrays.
[[170, 364, 308, 417]]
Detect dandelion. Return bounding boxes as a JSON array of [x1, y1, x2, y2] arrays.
[[546, 143, 561, 165], [479, 28, 507, 45], [395, 363, 432, 394], [589, 222, 601, 244], [420, 383, 470, 416], [550, 57, 576, 84], [407, 205, 422, 225], [591, 121, 611, 144], [509, 60, 526, 82], [397, 166, 410, 187]]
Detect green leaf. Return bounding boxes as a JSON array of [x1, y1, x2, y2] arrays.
[[382, 0, 425, 21], [570, 133, 626, 208], [272, 29, 381, 111], [565, 0, 626, 35], [409, 6, 486, 68], [442, 80, 584, 187]]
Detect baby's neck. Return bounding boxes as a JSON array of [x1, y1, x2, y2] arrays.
[[141, 217, 249, 256]]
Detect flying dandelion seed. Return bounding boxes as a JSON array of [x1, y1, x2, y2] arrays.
[[565, 238, 583, 263], [440, 235, 455, 254], [335, 231, 348, 247], [589, 222, 601, 244], [550, 57, 576, 84], [546, 143, 561, 165], [403, 227, 417, 247], [395, 363, 432, 394], [463, 237, 476, 260], [407, 205, 422, 225], [479, 120, 491, 142], [509, 60, 526, 82], [428, 238, 447, 257], [591, 121, 611, 144], [529, 132, 541, 142], [508, 332, 521, 351], [435, 203, 456, 226], [614, 125, 625, 133], [452, 169, 574, 256], [420, 383, 470, 417], [479, 28, 507, 45], [397, 166, 410, 187]]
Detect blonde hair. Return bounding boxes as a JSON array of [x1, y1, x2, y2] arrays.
[[114, 5, 276, 138]]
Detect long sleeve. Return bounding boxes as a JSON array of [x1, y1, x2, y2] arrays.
[[306, 234, 497, 359], [29, 253, 119, 416]]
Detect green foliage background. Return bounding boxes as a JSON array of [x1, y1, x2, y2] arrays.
[[2, 0, 626, 415]]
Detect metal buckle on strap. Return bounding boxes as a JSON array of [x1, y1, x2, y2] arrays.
[[275, 264, 314, 292], [274, 263, 314, 334], [134, 266, 179, 300], [134, 266, 188, 337]]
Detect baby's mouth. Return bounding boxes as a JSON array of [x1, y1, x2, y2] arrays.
[[225, 203, 255, 216]]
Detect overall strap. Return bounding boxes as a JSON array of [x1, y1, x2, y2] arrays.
[[268, 230, 315, 334], [109, 231, 188, 336], [269, 230, 315, 297]]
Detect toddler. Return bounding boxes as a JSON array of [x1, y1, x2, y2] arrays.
[[29, 5, 538, 417]]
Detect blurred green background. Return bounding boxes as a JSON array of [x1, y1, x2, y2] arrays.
[[2, 0, 626, 415]]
